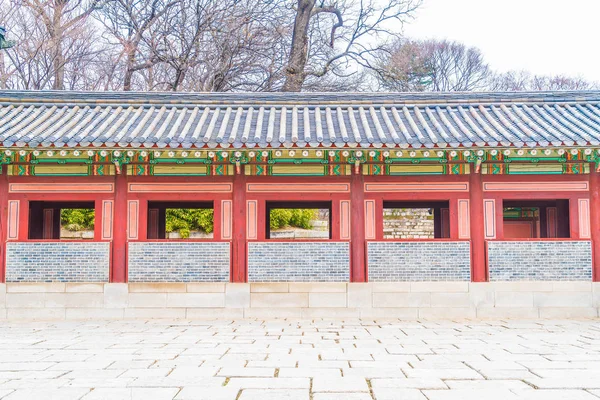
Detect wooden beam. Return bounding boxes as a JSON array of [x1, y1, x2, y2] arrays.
[[469, 171, 487, 282], [147, 208, 159, 239], [231, 173, 247, 282], [111, 169, 128, 282], [350, 171, 366, 282], [43, 209, 55, 239], [590, 168, 600, 281]]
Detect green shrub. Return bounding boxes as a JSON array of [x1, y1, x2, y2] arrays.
[[269, 208, 293, 230], [269, 208, 316, 230], [61, 209, 95, 231], [178, 227, 191, 239], [66, 223, 83, 232], [165, 208, 214, 238], [289, 209, 315, 229]]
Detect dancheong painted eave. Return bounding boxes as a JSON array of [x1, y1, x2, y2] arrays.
[[1, 90, 600, 149]]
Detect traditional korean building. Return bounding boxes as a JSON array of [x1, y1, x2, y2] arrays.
[[0, 90, 599, 319]]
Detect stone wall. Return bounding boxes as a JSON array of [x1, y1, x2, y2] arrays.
[[383, 208, 434, 239], [368, 241, 471, 282], [488, 241, 592, 281], [6, 242, 110, 282], [248, 242, 350, 282], [128, 242, 230, 282], [0, 282, 597, 319]]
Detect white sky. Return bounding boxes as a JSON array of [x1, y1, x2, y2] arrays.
[[402, 0, 600, 82]]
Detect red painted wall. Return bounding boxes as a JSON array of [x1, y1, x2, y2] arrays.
[[1, 172, 596, 284]]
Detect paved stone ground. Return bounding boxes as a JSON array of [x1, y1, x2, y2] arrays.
[[0, 319, 599, 399]]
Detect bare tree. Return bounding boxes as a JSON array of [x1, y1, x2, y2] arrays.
[[12, 0, 103, 89], [375, 39, 491, 92], [302, 69, 370, 91], [373, 39, 429, 91], [486, 70, 530, 92], [425, 40, 491, 91], [488, 70, 598, 91], [1, 0, 108, 90], [98, 0, 291, 92], [282, 0, 420, 92], [3, 0, 598, 94], [97, 0, 179, 91], [0, 2, 19, 88], [378, 40, 598, 93], [62, 25, 110, 90], [149, 0, 274, 92]]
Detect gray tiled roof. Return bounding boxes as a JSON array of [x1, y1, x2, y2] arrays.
[[1, 90, 600, 149]]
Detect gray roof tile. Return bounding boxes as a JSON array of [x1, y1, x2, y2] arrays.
[[1, 90, 600, 149]]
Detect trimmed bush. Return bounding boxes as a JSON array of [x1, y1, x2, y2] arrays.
[[165, 208, 214, 238], [270, 208, 316, 230], [61, 209, 95, 231]]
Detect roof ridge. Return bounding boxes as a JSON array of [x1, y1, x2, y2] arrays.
[[0, 90, 599, 107]]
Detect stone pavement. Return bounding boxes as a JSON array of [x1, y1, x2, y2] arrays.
[[0, 319, 599, 399]]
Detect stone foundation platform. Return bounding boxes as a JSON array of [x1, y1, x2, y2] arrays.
[[0, 282, 598, 319]]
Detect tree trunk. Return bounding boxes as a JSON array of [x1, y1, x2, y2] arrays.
[[0, 53, 7, 89], [172, 67, 186, 91], [51, 2, 65, 90], [123, 45, 138, 91], [282, 0, 315, 92], [147, 66, 155, 90], [52, 41, 65, 90]]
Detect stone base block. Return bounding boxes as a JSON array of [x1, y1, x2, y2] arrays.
[[538, 307, 599, 318], [7, 308, 66, 320], [243, 307, 304, 319], [0, 282, 597, 320], [477, 307, 540, 319], [123, 308, 187, 319], [186, 308, 244, 319], [65, 308, 125, 319], [419, 307, 476, 319], [301, 307, 360, 318], [358, 307, 418, 319]]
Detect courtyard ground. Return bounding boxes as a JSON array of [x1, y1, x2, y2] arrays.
[[0, 319, 599, 399]]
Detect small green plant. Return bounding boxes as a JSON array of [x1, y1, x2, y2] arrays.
[[165, 208, 214, 238], [269, 208, 317, 230], [270, 209, 293, 230], [61, 209, 95, 231]]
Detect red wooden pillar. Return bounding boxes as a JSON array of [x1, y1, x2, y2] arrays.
[[231, 173, 247, 282], [590, 167, 600, 282], [0, 166, 8, 283], [469, 171, 486, 282], [111, 168, 128, 282], [350, 171, 366, 282]]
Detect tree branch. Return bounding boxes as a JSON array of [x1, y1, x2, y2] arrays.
[[311, 5, 342, 47]]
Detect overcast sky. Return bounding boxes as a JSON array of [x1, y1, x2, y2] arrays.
[[402, 0, 600, 82]]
